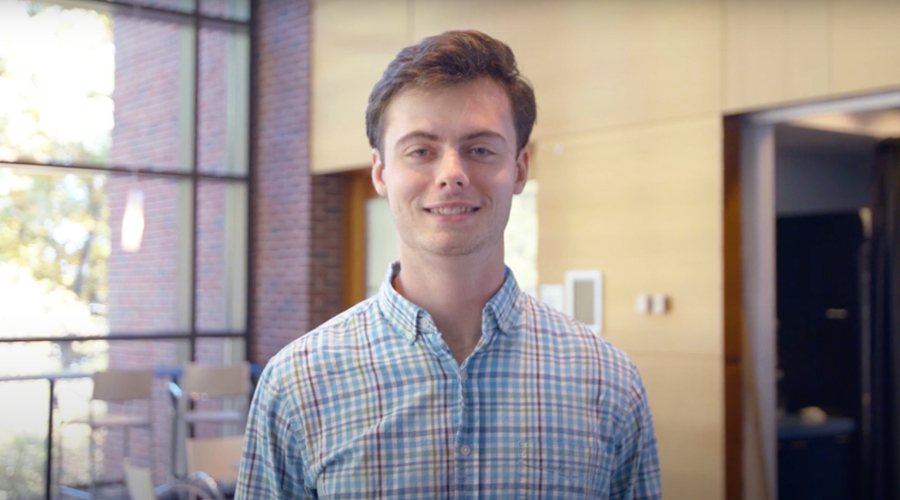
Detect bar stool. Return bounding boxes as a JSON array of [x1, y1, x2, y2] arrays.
[[169, 362, 249, 479], [124, 463, 220, 500], [185, 436, 244, 498], [59, 368, 155, 498]]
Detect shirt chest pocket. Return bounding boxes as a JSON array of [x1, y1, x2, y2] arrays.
[[518, 440, 608, 500]]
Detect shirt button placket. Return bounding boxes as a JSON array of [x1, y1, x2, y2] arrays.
[[455, 367, 473, 499]]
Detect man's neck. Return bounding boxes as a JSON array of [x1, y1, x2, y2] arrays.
[[394, 248, 506, 364]]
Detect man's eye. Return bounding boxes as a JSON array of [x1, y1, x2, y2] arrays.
[[409, 149, 430, 157], [470, 147, 493, 156]]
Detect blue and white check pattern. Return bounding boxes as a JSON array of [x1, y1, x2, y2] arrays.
[[236, 263, 661, 499]]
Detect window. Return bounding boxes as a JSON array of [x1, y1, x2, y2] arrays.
[[0, 1, 251, 496]]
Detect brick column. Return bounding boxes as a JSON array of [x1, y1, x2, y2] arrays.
[[252, 0, 345, 363]]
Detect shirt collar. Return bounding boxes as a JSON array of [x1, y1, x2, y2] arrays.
[[376, 261, 522, 344]]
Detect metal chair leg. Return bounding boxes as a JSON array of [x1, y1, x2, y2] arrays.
[[88, 427, 96, 499]]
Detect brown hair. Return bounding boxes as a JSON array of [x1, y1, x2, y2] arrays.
[[366, 30, 537, 153]]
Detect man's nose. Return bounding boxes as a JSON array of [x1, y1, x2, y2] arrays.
[[435, 150, 469, 189]]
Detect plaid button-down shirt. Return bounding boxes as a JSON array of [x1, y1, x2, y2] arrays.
[[236, 263, 662, 499]]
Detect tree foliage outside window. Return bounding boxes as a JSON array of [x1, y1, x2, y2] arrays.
[[0, 1, 114, 340], [0, 1, 114, 166], [0, 3, 114, 498]]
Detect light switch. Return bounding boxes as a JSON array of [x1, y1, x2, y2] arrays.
[[651, 294, 669, 315], [635, 294, 651, 315]]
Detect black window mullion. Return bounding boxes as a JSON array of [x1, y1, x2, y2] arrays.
[[189, 4, 201, 363], [245, 0, 258, 365], [0, 159, 248, 182]]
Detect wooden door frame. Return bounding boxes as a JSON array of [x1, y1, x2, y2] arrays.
[[342, 168, 379, 310], [724, 89, 900, 500]]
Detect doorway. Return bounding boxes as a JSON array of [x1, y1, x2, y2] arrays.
[[774, 124, 877, 500], [724, 89, 900, 500]]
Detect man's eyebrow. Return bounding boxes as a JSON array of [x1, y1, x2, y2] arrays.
[[393, 130, 509, 147], [460, 131, 508, 144], [394, 131, 440, 146]]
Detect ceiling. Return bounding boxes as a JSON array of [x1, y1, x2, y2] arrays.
[[788, 108, 900, 139], [775, 123, 881, 156], [776, 107, 899, 155]]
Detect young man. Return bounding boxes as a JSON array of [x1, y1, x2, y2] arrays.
[[236, 30, 661, 499]]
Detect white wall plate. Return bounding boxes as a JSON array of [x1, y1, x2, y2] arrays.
[[565, 270, 603, 334]]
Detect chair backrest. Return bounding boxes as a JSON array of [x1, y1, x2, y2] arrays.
[[181, 362, 249, 399], [123, 464, 156, 500], [186, 436, 244, 482], [91, 369, 154, 401]]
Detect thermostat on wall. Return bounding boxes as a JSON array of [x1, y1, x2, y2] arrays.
[[565, 270, 603, 334]]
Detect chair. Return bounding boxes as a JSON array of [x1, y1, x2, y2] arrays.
[[124, 463, 220, 500], [169, 362, 250, 479], [59, 369, 155, 497], [185, 436, 245, 498]]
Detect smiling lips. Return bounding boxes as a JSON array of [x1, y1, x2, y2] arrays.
[[426, 206, 479, 215]]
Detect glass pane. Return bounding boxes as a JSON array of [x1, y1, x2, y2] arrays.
[[200, 0, 250, 22], [0, 3, 114, 167], [110, 8, 195, 172], [1, 166, 112, 340], [198, 21, 249, 176], [196, 180, 247, 333], [0, 2, 196, 172], [192, 337, 246, 439], [194, 336, 244, 365], [0, 167, 193, 338], [108, 174, 194, 335], [0, 379, 49, 499]]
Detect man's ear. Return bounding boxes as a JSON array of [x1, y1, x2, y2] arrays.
[[371, 148, 388, 197], [513, 148, 530, 195]]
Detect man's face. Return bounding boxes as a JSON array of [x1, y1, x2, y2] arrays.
[[372, 77, 529, 260]]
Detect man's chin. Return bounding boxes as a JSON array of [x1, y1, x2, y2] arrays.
[[422, 239, 481, 258]]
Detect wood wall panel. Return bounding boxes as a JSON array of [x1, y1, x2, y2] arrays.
[[723, 0, 829, 112], [831, 0, 900, 95], [631, 352, 725, 500], [536, 116, 723, 357], [311, 0, 410, 173], [412, 0, 722, 141]]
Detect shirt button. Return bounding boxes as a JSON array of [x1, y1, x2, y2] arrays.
[[459, 370, 468, 381], [459, 445, 472, 456]]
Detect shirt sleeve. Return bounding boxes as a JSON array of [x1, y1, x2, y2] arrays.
[[235, 361, 312, 500], [610, 366, 663, 499]]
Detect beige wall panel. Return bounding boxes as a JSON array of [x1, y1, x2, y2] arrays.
[[536, 116, 722, 357], [632, 352, 724, 500], [413, 0, 722, 141], [724, 0, 829, 112], [311, 0, 410, 173], [831, 0, 900, 95]]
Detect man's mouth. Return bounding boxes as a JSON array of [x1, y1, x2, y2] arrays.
[[426, 207, 478, 215]]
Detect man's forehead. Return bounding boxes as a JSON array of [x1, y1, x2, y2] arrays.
[[392, 78, 509, 106], [382, 79, 515, 143]]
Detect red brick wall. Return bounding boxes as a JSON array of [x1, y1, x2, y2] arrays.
[[252, 0, 345, 363], [310, 173, 346, 330]]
